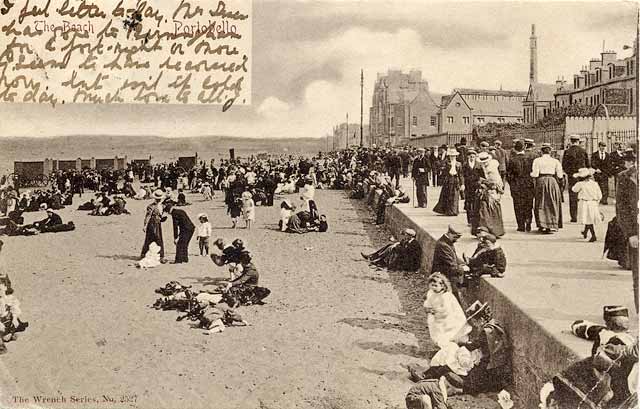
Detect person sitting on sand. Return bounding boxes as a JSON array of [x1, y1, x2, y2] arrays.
[[361, 228, 422, 271]]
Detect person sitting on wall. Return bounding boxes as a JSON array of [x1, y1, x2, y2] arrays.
[[463, 228, 507, 279], [361, 228, 422, 271]]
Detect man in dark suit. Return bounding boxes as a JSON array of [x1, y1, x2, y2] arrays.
[[507, 140, 535, 231], [609, 142, 627, 177], [615, 149, 638, 271], [591, 141, 610, 205], [431, 225, 469, 300], [411, 148, 431, 208], [562, 135, 590, 222], [388, 149, 403, 189], [165, 201, 195, 263]]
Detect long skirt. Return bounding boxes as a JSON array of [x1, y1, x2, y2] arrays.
[[577, 199, 600, 225], [533, 175, 563, 230], [433, 176, 460, 216], [141, 221, 164, 258], [476, 192, 505, 237]]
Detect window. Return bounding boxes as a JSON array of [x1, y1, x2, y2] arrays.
[[463, 116, 470, 124], [447, 116, 454, 124], [630, 89, 634, 114], [609, 64, 614, 79], [455, 102, 461, 107], [430, 116, 436, 126], [630, 60, 634, 76], [412, 116, 418, 126], [477, 117, 485, 124]]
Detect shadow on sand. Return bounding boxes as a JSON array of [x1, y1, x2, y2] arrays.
[[342, 196, 438, 361]]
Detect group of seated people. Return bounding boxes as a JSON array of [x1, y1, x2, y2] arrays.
[[1, 205, 74, 236], [279, 199, 328, 234], [15, 189, 71, 213], [77, 192, 130, 216]]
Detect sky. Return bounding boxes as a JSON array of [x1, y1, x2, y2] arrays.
[[0, 0, 637, 139]]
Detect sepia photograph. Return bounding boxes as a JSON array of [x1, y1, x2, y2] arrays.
[[0, 0, 638, 408]]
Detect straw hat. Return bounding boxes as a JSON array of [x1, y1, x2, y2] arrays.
[[573, 168, 595, 178], [477, 152, 492, 164], [446, 148, 460, 156], [152, 189, 165, 200]]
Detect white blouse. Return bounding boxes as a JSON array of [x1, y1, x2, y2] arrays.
[[531, 154, 563, 178]]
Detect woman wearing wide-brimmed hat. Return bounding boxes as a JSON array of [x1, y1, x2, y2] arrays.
[[471, 152, 505, 237], [530, 143, 564, 234], [433, 148, 465, 216], [141, 189, 167, 262]]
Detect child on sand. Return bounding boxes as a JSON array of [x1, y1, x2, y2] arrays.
[[196, 213, 212, 256], [241, 191, 255, 230]]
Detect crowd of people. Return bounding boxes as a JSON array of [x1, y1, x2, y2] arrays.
[[0, 138, 636, 406], [329, 136, 637, 408]]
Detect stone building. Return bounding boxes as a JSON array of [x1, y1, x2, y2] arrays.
[[439, 92, 473, 134], [455, 88, 526, 126], [369, 70, 441, 146], [554, 43, 637, 115]]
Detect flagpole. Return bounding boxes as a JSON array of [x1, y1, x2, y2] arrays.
[[346, 113, 349, 150], [360, 69, 364, 147]]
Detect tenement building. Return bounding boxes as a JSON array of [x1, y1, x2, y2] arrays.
[[554, 42, 637, 115]]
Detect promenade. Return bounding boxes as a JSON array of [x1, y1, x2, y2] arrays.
[[378, 177, 637, 408]]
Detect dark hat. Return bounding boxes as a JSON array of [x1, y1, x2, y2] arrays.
[[624, 149, 636, 162], [232, 238, 244, 248], [598, 141, 607, 147], [466, 148, 477, 155], [514, 140, 525, 151], [569, 134, 581, 141], [604, 305, 629, 320], [439, 144, 448, 150]]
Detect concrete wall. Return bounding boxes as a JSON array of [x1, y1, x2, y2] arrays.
[[381, 201, 580, 409]]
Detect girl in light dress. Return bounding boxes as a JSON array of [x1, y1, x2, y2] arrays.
[[424, 272, 468, 348], [571, 168, 603, 242], [424, 273, 478, 377], [241, 191, 255, 229]]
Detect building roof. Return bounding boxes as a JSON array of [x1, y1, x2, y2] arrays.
[[454, 88, 527, 97], [441, 91, 473, 111], [526, 83, 557, 102]]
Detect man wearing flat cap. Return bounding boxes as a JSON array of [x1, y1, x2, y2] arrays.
[[562, 134, 590, 223], [362, 228, 422, 271], [431, 225, 470, 300], [591, 141, 611, 204], [412, 148, 431, 208]]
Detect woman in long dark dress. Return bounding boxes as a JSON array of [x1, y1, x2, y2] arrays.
[[433, 148, 464, 216], [141, 189, 167, 261], [472, 152, 505, 237]]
